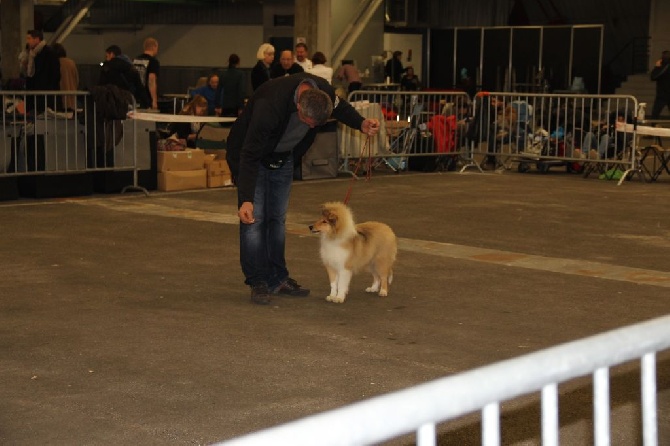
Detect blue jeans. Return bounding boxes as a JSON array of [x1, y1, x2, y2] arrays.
[[239, 158, 294, 289]]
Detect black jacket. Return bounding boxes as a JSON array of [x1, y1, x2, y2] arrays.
[[270, 62, 304, 79], [651, 59, 670, 99], [227, 73, 365, 203], [250, 60, 272, 91], [99, 57, 150, 108]]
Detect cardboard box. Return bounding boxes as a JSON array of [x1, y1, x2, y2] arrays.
[[207, 173, 233, 188], [203, 148, 227, 160], [205, 159, 231, 176], [157, 169, 207, 192], [157, 149, 206, 172]]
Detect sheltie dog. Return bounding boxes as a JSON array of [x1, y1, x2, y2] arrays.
[[309, 202, 397, 303]]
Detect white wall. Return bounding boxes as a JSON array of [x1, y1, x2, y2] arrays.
[[383, 33, 423, 80], [60, 25, 263, 68]]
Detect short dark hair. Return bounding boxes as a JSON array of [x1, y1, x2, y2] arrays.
[[296, 42, 308, 51], [27, 30, 43, 40], [299, 89, 332, 126], [311, 51, 326, 65], [228, 53, 240, 67], [52, 43, 67, 58], [106, 45, 122, 56]]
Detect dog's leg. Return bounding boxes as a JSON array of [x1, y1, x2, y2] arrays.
[[325, 266, 338, 302], [365, 269, 381, 294], [377, 264, 392, 297], [331, 269, 352, 303]]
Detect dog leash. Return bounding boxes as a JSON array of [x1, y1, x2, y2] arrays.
[[343, 135, 373, 205]]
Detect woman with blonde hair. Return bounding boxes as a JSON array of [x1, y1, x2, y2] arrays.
[[251, 43, 275, 91], [169, 94, 208, 148]]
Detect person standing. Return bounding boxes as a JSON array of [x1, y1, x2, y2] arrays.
[[271, 50, 304, 79], [99, 45, 150, 108], [335, 60, 362, 94], [217, 53, 247, 117], [384, 50, 405, 84], [650, 50, 670, 119], [251, 43, 274, 91], [51, 43, 79, 112], [225, 73, 380, 305], [307, 51, 333, 84], [23, 30, 60, 113], [295, 42, 312, 71], [133, 37, 160, 110]]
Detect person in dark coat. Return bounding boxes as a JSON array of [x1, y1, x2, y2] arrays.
[[270, 50, 304, 79], [250, 43, 275, 91], [99, 45, 150, 108], [650, 50, 670, 119], [384, 50, 406, 84], [226, 73, 380, 305], [217, 53, 248, 117], [23, 30, 60, 113]]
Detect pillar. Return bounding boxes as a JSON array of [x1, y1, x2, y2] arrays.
[[1, 0, 33, 82]]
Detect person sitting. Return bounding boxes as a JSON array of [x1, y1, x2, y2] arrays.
[[307, 51, 333, 84], [168, 95, 208, 148], [190, 73, 222, 116], [400, 66, 420, 91], [270, 50, 304, 79]]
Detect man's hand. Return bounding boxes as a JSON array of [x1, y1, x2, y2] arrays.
[[361, 118, 380, 136], [238, 201, 255, 224], [656, 59, 663, 67]]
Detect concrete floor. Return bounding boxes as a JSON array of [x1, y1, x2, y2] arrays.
[[1, 167, 670, 445]]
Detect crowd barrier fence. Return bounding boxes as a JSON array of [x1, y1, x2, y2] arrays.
[[0, 90, 144, 193], [469, 92, 641, 184], [217, 314, 670, 445], [340, 90, 648, 185], [343, 90, 471, 173]]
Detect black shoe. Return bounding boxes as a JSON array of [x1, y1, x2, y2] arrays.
[[273, 278, 310, 297], [250, 283, 272, 305]]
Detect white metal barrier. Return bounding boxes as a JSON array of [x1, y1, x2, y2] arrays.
[[341, 90, 471, 173], [468, 92, 642, 184], [1, 90, 139, 179], [216, 314, 670, 445]]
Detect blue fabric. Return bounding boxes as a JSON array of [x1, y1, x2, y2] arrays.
[[190, 85, 222, 115], [239, 158, 294, 288]]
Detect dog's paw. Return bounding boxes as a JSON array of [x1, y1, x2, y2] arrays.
[[326, 295, 345, 303], [365, 286, 379, 293], [378, 289, 388, 297]]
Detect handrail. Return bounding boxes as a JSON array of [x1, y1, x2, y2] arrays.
[[216, 314, 670, 445]]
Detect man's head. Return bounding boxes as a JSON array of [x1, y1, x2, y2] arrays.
[[143, 37, 159, 56], [297, 89, 333, 128], [295, 43, 309, 62], [280, 50, 294, 70], [228, 53, 240, 68], [105, 45, 122, 61], [207, 74, 220, 90], [26, 30, 43, 50], [393, 50, 402, 60]]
